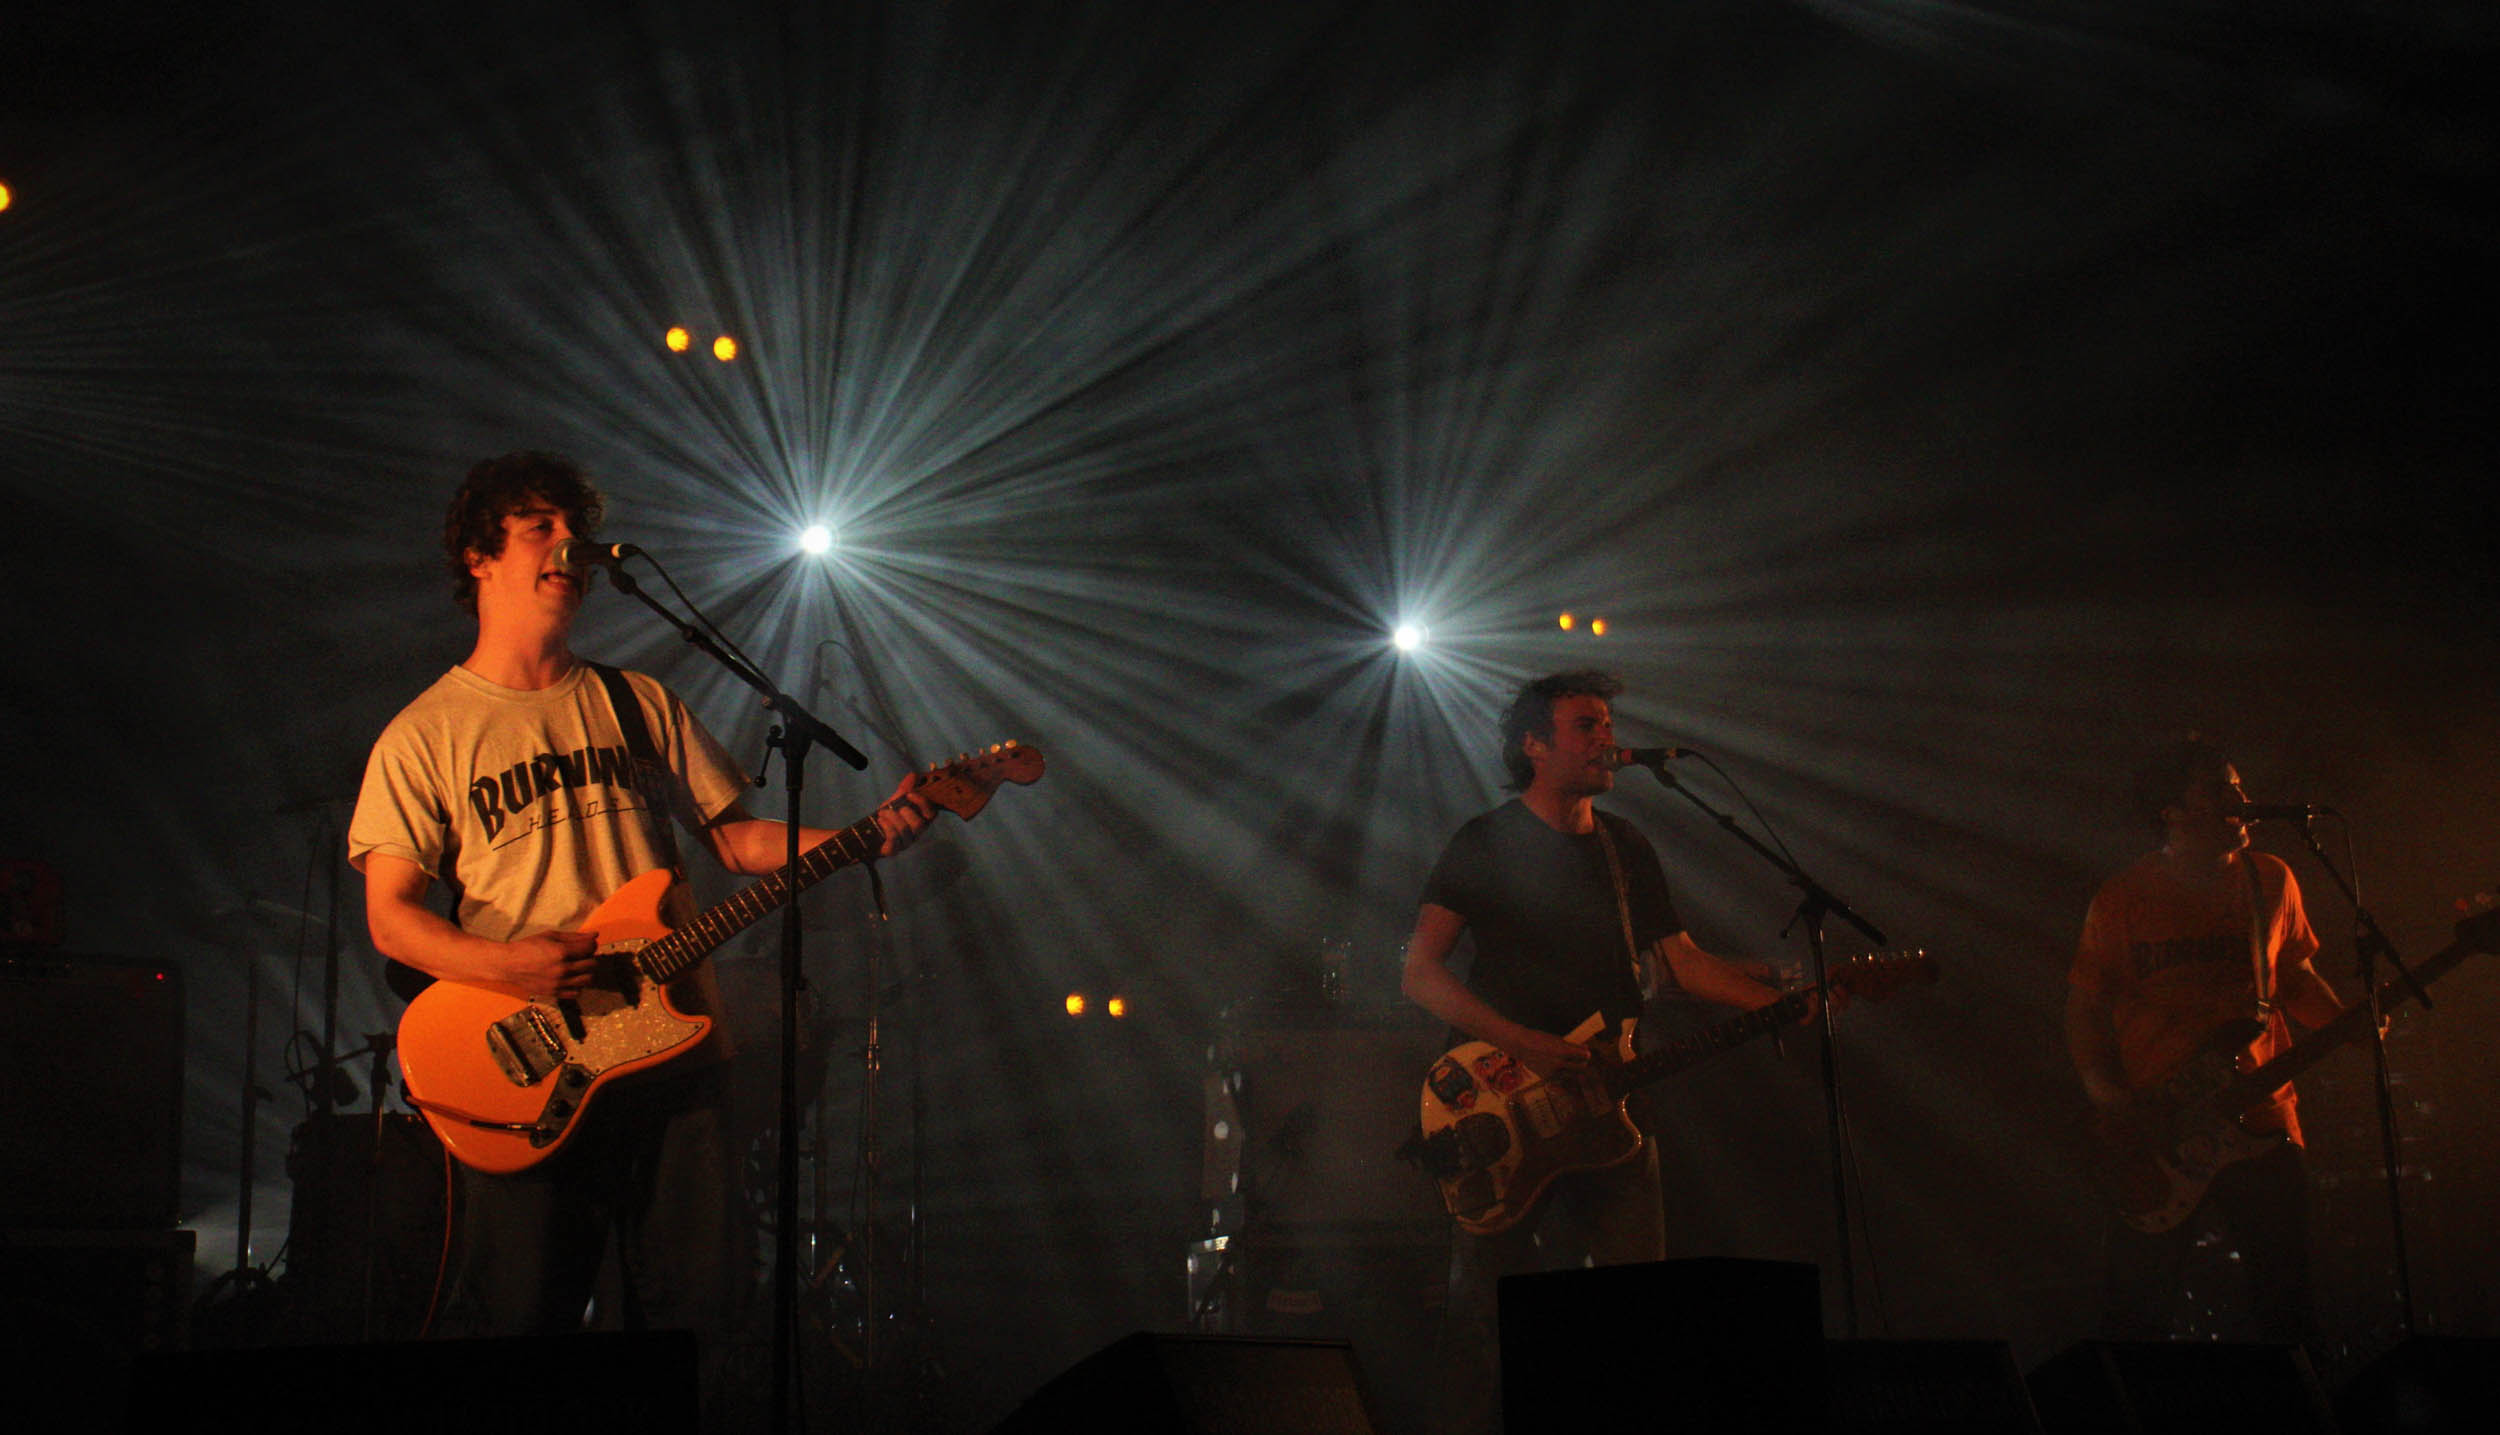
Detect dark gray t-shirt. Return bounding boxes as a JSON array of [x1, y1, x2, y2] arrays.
[[1422, 800, 1686, 1037]]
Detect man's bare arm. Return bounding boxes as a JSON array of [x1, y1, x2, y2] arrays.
[[2064, 982, 2129, 1109], [1401, 903, 1589, 1076], [2277, 957, 2349, 1031], [1652, 931, 1788, 1012], [362, 852, 595, 998], [699, 771, 939, 875]]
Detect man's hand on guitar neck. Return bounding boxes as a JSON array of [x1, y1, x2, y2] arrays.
[[872, 769, 939, 857]]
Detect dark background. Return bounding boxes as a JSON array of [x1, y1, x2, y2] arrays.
[[4, 1, 2493, 1427]]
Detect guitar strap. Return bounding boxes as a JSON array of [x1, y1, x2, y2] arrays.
[[2243, 854, 2275, 1019], [1591, 816, 1651, 1000], [2231, 855, 2281, 1081], [589, 661, 686, 877]]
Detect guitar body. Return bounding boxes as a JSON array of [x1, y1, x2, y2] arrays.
[[2104, 1020, 2291, 1234], [1417, 1015, 1644, 1236], [399, 868, 712, 1174]]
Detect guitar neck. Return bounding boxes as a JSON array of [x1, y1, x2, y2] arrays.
[[632, 814, 886, 986], [2232, 931, 2479, 1097], [1609, 988, 1815, 1096]]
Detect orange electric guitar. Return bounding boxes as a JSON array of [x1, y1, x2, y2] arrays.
[[397, 741, 1042, 1173]]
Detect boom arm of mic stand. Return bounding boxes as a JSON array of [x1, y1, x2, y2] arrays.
[[606, 566, 868, 770], [1636, 767, 1886, 949], [2284, 817, 2432, 1010]]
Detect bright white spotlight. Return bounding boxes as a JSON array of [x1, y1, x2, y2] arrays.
[[798, 524, 833, 555], [1392, 622, 1426, 653]]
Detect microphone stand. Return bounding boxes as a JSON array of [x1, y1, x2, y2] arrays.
[[2280, 817, 2426, 1338], [814, 620, 934, 1423], [603, 563, 868, 1435], [1625, 758, 1888, 1336]]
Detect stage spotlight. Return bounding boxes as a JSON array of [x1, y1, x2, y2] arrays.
[[713, 335, 738, 361], [1064, 992, 1087, 1017], [1392, 622, 1427, 653], [1558, 613, 1575, 631], [0, 181, 12, 213], [1106, 995, 1128, 1019], [664, 326, 691, 352], [1590, 617, 1608, 637], [798, 524, 833, 556]]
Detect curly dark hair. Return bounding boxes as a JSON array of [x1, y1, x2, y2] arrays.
[[1498, 670, 1624, 791], [441, 451, 605, 612], [2129, 733, 2233, 835]]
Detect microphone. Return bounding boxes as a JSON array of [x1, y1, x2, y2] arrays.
[[552, 538, 641, 569], [1609, 745, 1698, 768], [2224, 800, 2338, 822]]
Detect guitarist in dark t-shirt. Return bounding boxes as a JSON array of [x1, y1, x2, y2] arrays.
[[1401, 671, 1790, 1435]]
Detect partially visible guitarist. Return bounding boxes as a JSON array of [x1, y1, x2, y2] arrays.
[[1401, 670, 1791, 1435], [2066, 735, 2350, 1344], [347, 452, 934, 1347]]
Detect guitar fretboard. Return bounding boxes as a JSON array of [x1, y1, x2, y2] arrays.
[[2229, 931, 2480, 1098], [630, 815, 886, 986], [1608, 988, 1814, 1096]]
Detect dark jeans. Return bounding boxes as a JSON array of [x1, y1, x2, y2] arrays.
[[439, 1063, 735, 1339], [1442, 1143, 1665, 1435], [2100, 1139, 2313, 1345]]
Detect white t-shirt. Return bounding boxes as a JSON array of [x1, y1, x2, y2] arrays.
[[349, 662, 750, 954]]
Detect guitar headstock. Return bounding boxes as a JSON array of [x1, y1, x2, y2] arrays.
[[2456, 888, 2500, 955], [918, 741, 1046, 822], [1830, 948, 1938, 1002]]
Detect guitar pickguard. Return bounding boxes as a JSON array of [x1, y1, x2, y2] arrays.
[[1418, 1025, 1643, 1233]]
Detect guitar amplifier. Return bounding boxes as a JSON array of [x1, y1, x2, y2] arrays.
[[134, 1331, 700, 1434], [1209, 1004, 1448, 1239], [0, 954, 184, 1227], [990, 1332, 1380, 1435]]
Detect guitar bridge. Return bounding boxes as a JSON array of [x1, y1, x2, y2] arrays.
[[485, 1004, 568, 1086]]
